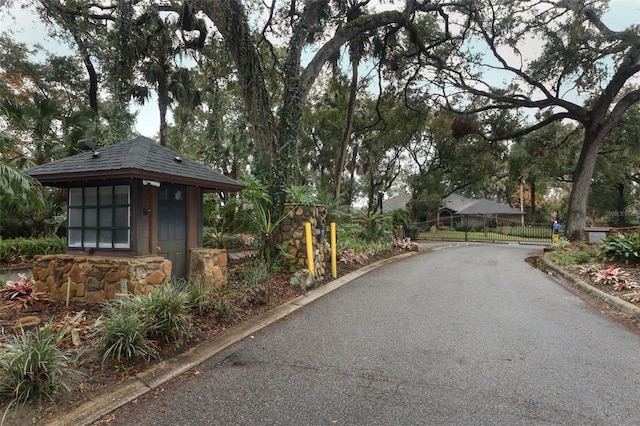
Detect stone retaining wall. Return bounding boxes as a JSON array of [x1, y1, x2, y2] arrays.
[[279, 204, 329, 279], [32, 255, 172, 303], [32, 249, 230, 304]]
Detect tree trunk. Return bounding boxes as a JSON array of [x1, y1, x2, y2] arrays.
[[334, 65, 359, 200], [75, 38, 99, 113], [529, 180, 536, 221], [367, 175, 375, 213], [196, 0, 408, 201], [565, 130, 606, 240], [197, 0, 278, 160], [346, 146, 358, 206], [157, 66, 169, 147], [616, 182, 626, 227]]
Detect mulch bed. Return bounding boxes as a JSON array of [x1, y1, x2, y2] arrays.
[[559, 263, 640, 308]]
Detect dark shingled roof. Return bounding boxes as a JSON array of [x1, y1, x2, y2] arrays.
[[455, 198, 524, 215], [26, 136, 244, 191], [383, 193, 412, 211], [442, 194, 523, 216]]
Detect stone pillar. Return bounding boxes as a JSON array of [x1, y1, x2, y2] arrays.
[[189, 248, 228, 287], [278, 204, 329, 280]]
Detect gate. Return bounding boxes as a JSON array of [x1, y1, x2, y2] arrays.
[[406, 216, 554, 244]]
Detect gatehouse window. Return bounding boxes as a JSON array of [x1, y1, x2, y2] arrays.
[[68, 185, 131, 249]]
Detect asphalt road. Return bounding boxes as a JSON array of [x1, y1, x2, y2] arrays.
[[98, 244, 640, 425]]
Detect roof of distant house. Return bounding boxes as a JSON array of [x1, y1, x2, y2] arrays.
[[383, 193, 412, 211], [442, 194, 523, 215], [26, 136, 244, 192]]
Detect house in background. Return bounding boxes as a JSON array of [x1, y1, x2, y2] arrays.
[[381, 193, 412, 213], [439, 194, 525, 228], [383, 193, 524, 228]]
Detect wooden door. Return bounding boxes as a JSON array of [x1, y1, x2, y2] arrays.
[[157, 184, 186, 279]]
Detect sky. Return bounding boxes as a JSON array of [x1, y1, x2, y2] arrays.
[[0, 0, 638, 139]]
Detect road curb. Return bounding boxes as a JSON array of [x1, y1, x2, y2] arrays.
[[541, 257, 640, 322], [49, 250, 421, 426]]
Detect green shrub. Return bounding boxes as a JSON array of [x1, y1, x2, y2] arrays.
[[548, 238, 570, 250], [362, 240, 393, 257], [336, 223, 367, 253], [95, 283, 194, 362], [0, 328, 81, 407], [203, 228, 254, 250], [352, 211, 392, 241], [210, 285, 237, 319], [336, 220, 394, 257], [283, 183, 316, 206], [93, 301, 158, 362], [184, 278, 216, 315], [600, 233, 640, 263], [138, 284, 193, 344], [546, 251, 575, 266], [239, 259, 271, 290], [182, 278, 237, 319], [547, 248, 598, 266], [0, 236, 66, 264]]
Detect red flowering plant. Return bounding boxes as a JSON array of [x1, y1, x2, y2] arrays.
[[592, 266, 629, 286], [0, 273, 48, 310]]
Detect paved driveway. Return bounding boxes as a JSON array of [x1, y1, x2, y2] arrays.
[[99, 244, 640, 425]]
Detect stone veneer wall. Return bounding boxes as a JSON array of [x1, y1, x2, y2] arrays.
[[189, 248, 228, 287], [279, 204, 329, 279], [32, 255, 172, 303]]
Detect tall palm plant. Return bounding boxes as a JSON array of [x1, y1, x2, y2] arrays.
[[133, 10, 200, 147], [333, 0, 370, 200], [0, 161, 44, 214], [1, 94, 64, 166], [250, 202, 290, 265]]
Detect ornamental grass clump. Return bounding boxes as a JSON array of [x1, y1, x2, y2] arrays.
[[94, 284, 194, 363], [548, 238, 571, 251], [140, 284, 193, 344], [184, 278, 216, 316], [210, 285, 238, 319], [0, 327, 82, 410], [93, 301, 158, 362], [183, 276, 237, 319], [239, 259, 271, 290]]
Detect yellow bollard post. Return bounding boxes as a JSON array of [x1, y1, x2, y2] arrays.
[[304, 222, 315, 277], [330, 222, 337, 278]]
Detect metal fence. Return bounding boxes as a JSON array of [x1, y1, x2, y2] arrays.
[[405, 216, 555, 245]]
